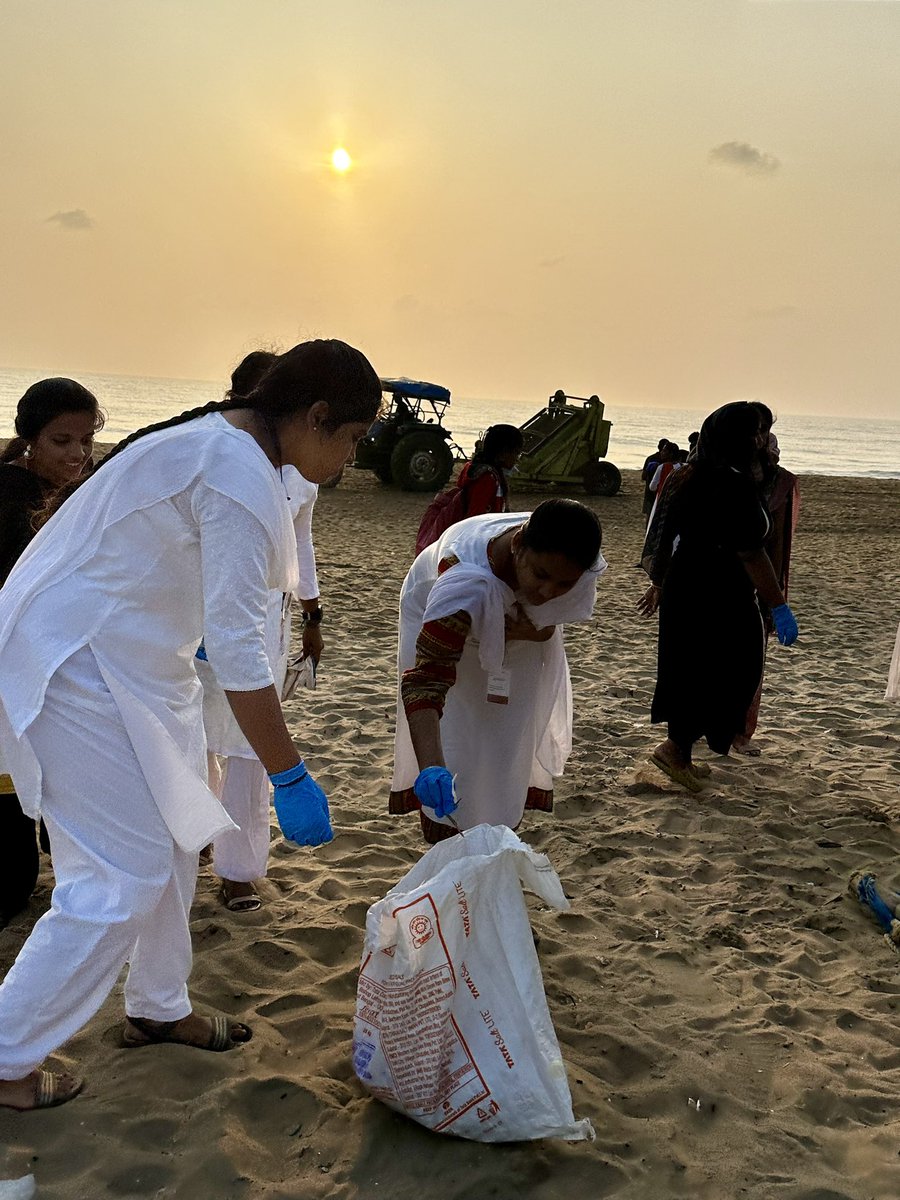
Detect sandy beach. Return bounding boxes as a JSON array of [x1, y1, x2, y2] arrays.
[[2, 466, 899, 1200]]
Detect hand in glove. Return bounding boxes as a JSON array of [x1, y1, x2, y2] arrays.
[[269, 760, 333, 846], [413, 766, 458, 819], [771, 603, 799, 646]]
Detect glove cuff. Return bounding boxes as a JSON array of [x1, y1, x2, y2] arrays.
[[269, 760, 308, 786]]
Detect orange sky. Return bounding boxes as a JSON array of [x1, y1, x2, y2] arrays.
[[1, 0, 898, 417]]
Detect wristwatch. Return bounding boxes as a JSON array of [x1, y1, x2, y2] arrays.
[[302, 605, 324, 627]]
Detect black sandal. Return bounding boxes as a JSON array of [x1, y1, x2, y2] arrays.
[[123, 1014, 252, 1051]]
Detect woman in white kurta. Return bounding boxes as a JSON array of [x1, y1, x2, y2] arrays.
[[195, 346, 328, 912], [198, 463, 321, 908], [390, 499, 606, 842], [0, 339, 381, 1111]]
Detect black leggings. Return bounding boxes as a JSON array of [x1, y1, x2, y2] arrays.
[[0, 794, 41, 924]]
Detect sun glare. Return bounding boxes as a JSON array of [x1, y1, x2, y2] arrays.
[[331, 147, 352, 173]]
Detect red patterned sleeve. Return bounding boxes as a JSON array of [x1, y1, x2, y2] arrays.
[[401, 609, 472, 716]]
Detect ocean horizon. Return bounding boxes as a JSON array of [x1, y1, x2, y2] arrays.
[[1, 367, 898, 480]]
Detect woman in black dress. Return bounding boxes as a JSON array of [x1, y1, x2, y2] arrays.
[[637, 402, 798, 791], [0, 378, 104, 923]]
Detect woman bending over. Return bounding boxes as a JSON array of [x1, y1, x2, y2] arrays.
[[0, 339, 380, 1110]]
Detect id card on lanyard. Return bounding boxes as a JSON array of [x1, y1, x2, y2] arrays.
[[486, 666, 511, 705]]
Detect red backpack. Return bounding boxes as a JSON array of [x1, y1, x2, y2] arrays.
[[414, 463, 477, 556]]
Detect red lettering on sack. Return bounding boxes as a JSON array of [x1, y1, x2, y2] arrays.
[[479, 1008, 516, 1069], [459, 961, 480, 1000], [453, 881, 471, 936]]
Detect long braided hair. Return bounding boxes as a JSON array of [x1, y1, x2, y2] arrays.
[[95, 338, 381, 472], [39, 339, 381, 523]]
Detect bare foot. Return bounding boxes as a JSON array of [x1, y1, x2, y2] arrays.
[[731, 736, 762, 757], [652, 739, 692, 770], [650, 740, 705, 793], [0, 1068, 83, 1111]]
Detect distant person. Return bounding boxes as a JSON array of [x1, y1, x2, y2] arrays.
[[393, 394, 414, 424], [414, 424, 524, 555], [649, 443, 680, 499], [393, 500, 606, 842], [641, 439, 669, 524], [640, 444, 686, 567], [0, 339, 380, 1111], [732, 402, 800, 754], [460, 423, 524, 515], [195, 351, 325, 912], [0, 378, 105, 927], [637, 402, 798, 790], [687, 431, 700, 457]]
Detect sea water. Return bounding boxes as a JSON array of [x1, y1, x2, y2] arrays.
[[0, 368, 897, 479]]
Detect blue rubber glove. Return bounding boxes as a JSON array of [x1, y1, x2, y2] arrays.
[[413, 767, 458, 819], [771, 603, 798, 646], [269, 760, 333, 846], [195, 640, 208, 662]]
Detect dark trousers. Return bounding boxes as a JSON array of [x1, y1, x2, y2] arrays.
[[0, 794, 41, 923]]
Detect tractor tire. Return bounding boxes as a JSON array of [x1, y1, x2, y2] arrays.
[[390, 432, 454, 492], [582, 460, 621, 497]]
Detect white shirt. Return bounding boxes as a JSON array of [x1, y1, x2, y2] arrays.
[[0, 413, 298, 849], [198, 464, 320, 758]]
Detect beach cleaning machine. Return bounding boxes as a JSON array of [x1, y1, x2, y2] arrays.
[[513, 390, 622, 496]]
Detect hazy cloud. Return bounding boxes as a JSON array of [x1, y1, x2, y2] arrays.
[[709, 142, 781, 176], [46, 209, 94, 231]]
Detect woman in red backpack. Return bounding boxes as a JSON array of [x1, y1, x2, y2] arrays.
[[458, 423, 524, 515], [415, 424, 523, 555]]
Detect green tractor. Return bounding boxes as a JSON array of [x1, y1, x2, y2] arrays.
[[512, 390, 622, 496], [351, 378, 459, 492]]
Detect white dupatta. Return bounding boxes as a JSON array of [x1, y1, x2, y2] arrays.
[[393, 512, 606, 829]]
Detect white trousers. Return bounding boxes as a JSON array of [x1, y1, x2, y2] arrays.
[[0, 648, 197, 1080], [211, 755, 271, 882]]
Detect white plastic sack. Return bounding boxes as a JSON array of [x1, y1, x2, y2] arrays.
[[0, 1177, 36, 1200], [352, 823, 594, 1142]]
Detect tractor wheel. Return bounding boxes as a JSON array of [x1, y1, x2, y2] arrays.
[[582, 460, 621, 497], [390, 432, 454, 492]]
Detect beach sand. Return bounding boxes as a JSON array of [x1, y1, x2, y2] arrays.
[[2, 467, 899, 1200]]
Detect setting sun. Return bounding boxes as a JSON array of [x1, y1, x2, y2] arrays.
[[331, 147, 352, 173]]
